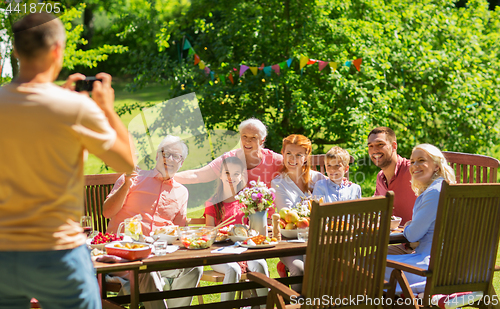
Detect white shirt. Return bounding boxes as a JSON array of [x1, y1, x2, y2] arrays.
[[271, 170, 327, 210]]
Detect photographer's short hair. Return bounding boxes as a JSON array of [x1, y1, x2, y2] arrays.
[[13, 13, 66, 59], [325, 146, 350, 167], [368, 127, 397, 143]]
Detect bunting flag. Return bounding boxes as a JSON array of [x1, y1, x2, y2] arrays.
[[271, 64, 280, 76], [184, 39, 362, 86], [300, 55, 309, 70], [183, 39, 192, 50], [263, 66, 272, 76], [329, 62, 338, 72], [353, 58, 362, 72], [318, 61, 329, 71], [240, 65, 249, 77]]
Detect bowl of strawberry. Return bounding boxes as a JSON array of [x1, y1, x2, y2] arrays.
[[87, 232, 123, 250]]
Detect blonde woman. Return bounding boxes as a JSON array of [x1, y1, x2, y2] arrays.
[[385, 143, 456, 294]]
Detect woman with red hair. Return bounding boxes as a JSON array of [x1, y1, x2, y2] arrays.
[[271, 134, 326, 290]]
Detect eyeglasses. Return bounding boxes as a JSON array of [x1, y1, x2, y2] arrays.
[[160, 151, 183, 162]]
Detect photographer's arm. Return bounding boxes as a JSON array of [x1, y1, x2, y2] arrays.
[[174, 164, 218, 184]]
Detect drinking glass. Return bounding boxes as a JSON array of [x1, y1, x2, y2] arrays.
[[154, 241, 168, 256], [297, 228, 309, 242], [80, 216, 93, 237]]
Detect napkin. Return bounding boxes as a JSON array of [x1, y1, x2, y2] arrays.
[[211, 247, 248, 254]]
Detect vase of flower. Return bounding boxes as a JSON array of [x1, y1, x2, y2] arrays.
[[235, 178, 275, 238], [249, 210, 268, 237]]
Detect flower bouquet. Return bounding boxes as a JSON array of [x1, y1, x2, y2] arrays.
[[235, 179, 276, 237], [235, 179, 276, 218]]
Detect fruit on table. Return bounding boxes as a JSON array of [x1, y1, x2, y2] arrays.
[[285, 222, 296, 230], [279, 207, 290, 220], [279, 218, 287, 229], [285, 210, 300, 223], [91, 232, 123, 244], [295, 217, 309, 228]]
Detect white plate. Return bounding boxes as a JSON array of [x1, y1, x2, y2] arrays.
[[240, 242, 277, 249], [280, 229, 298, 239], [86, 238, 106, 250]]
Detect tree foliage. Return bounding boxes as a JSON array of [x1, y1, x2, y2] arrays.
[[123, 0, 500, 158]]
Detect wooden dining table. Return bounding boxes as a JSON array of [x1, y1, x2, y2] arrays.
[[94, 232, 408, 309]]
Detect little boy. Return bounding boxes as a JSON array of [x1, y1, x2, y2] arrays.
[[312, 146, 362, 202]]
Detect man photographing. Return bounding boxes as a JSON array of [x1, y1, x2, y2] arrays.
[[0, 13, 134, 308]]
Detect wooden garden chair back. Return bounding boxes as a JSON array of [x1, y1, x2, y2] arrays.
[[443, 151, 499, 183], [84, 173, 121, 233], [387, 182, 500, 308], [248, 192, 394, 309], [310, 154, 355, 179]]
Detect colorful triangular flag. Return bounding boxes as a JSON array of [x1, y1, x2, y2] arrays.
[[220, 75, 226, 85], [271, 64, 280, 76], [263, 66, 272, 76], [250, 67, 258, 75], [240, 65, 249, 77], [259, 63, 265, 70], [279, 61, 287, 70], [204, 66, 210, 76], [194, 54, 200, 65], [210, 71, 215, 81], [307, 59, 318, 65], [353, 58, 362, 71], [344, 61, 352, 67], [300, 55, 309, 70], [318, 61, 328, 71], [183, 39, 192, 50], [188, 48, 195, 56], [329, 62, 338, 72], [228, 74, 234, 84], [286, 58, 293, 68]]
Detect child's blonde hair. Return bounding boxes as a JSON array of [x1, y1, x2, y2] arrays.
[[325, 146, 350, 167]]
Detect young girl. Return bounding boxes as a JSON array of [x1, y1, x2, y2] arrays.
[[204, 157, 269, 303]]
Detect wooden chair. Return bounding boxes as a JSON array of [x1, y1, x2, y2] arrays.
[[84, 173, 121, 233], [248, 192, 394, 309], [443, 151, 499, 184], [386, 182, 500, 309], [309, 154, 355, 178]]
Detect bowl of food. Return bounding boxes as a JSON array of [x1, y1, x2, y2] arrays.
[[280, 228, 298, 239], [179, 227, 217, 249], [391, 216, 402, 230], [215, 226, 230, 243], [228, 224, 258, 242], [151, 225, 179, 244], [105, 241, 152, 261], [87, 232, 123, 250]]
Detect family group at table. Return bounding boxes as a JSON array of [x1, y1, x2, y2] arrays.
[[1, 13, 456, 309], [100, 117, 456, 307]]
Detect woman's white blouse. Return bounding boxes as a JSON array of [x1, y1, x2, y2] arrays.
[[271, 170, 327, 210]]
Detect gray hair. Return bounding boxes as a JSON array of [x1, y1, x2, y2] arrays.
[[239, 118, 267, 140], [157, 135, 188, 159]]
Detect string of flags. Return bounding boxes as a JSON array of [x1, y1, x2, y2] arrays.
[[182, 38, 362, 86]]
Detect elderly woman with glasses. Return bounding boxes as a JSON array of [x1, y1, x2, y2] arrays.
[[103, 135, 202, 309]]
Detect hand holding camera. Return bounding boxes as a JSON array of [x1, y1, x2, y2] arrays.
[[63, 73, 115, 113]]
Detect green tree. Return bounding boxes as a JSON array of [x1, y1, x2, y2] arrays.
[[0, 2, 127, 81], [125, 0, 500, 159]]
